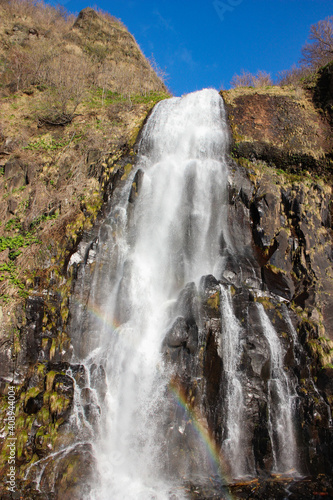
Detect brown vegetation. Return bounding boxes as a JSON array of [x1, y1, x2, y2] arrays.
[[0, 0, 169, 311], [276, 64, 311, 87], [230, 69, 272, 89], [0, 0, 167, 126], [301, 16, 333, 69]]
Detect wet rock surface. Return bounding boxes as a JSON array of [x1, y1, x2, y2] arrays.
[[1, 79, 333, 498], [160, 154, 333, 490]]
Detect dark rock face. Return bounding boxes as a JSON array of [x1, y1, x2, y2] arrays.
[[228, 474, 333, 500], [37, 443, 96, 500], [24, 390, 44, 414], [262, 264, 295, 300], [128, 168, 144, 203], [313, 61, 333, 125], [160, 158, 333, 484], [25, 296, 44, 363], [73, 7, 99, 28], [4, 158, 27, 190], [162, 273, 333, 480], [222, 84, 333, 175]]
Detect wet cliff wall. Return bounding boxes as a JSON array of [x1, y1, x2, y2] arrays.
[[0, 5, 332, 493], [221, 64, 333, 343], [162, 71, 333, 498], [222, 66, 333, 486]]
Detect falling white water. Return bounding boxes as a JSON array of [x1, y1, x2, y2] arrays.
[[219, 285, 246, 479], [257, 304, 299, 474], [74, 89, 233, 499]]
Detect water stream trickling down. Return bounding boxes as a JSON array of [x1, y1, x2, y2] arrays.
[[219, 285, 246, 479], [67, 89, 301, 499], [257, 304, 299, 475]]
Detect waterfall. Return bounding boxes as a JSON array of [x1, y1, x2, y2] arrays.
[[219, 285, 246, 479], [257, 304, 299, 474], [67, 89, 301, 498], [69, 89, 232, 499]]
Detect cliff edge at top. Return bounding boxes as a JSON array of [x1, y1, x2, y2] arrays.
[[222, 64, 333, 176]]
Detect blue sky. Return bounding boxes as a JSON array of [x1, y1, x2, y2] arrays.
[[54, 0, 332, 96]]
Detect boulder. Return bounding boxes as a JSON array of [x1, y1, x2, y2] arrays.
[[262, 264, 295, 300], [7, 197, 18, 214]]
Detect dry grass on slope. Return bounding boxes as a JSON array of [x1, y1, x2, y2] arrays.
[[0, 0, 170, 315]]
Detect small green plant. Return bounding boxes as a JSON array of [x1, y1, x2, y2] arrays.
[[10, 186, 26, 195], [5, 218, 22, 232], [30, 213, 58, 231], [24, 137, 71, 152], [87, 89, 170, 109], [0, 262, 25, 289], [18, 199, 29, 212], [0, 209, 52, 297], [130, 91, 170, 104], [8, 249, 22, 260], [1, 294, 10, 303], [0, 234, 39, 253]]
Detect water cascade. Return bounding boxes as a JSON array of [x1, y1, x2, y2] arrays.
[[257, 304, 299, 474], [67, 89, 303, 498], [219, 285, 246, 479]]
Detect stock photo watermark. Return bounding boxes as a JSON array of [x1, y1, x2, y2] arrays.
[[213, 0, 244, 22], [4, 386, 17, 493]]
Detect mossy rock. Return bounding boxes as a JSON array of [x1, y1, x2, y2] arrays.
[[207, 291, 220, 311], [38, 443, 96, 498]]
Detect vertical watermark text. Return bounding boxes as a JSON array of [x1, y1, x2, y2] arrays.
[[5, 386, 17, 493], [213, 0, 244, 22]]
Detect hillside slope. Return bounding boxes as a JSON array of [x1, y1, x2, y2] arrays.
[[0, 1, 168, 336]]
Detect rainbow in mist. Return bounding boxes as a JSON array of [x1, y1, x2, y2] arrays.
[[169, 378, 235, 500]]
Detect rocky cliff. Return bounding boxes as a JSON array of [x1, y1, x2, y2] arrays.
[[222, 65, 333, 342], [0, 2, 333, 497], [162, 72, 333, 498], [223, 67, 333, 496]]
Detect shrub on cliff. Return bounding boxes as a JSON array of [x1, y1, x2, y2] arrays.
[[230, 69, 272, 88], [277, 65, 312, 87], [36, 51, 93, 125]]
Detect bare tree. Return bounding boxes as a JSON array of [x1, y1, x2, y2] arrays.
[[253, 70, 272, 87], [277, 64, 313, 87], [230, 70, 253, 88], [148, 54, 168, 89], [37, 52, 92, 124], [230, 69, 272, 88], [301, 16, 333, 68], [7, 47, 31, 91]]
